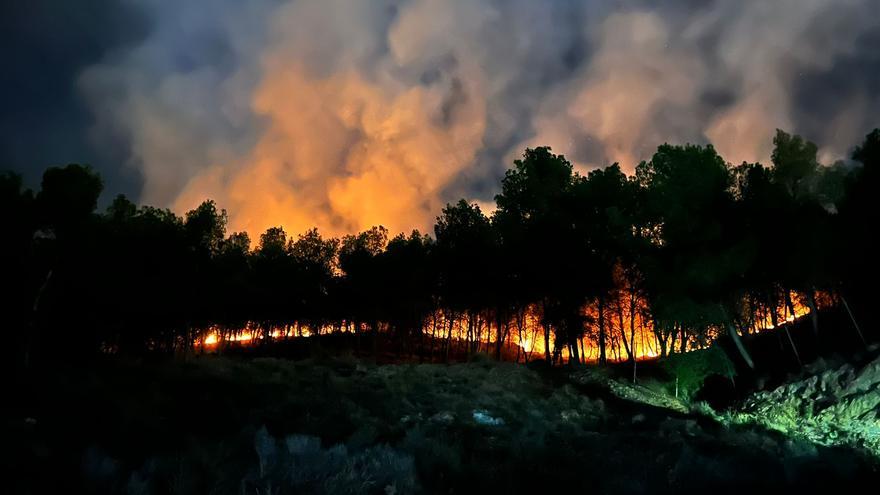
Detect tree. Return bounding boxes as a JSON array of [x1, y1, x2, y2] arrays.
[[214, 231, 252, 335], [571, 163, 642, 364], [731, 161, 790, 332], [337, 226, 388, 348], [184, 200, 227, 256], [1, 172, 36, 367], [434, 200, 496, 359], [771, 129, 819, 200], [836, 129, 880, 341], [493, 147, 584, 364], [763, 131, 840, 349], [637, 144, 754, 367], [36, 164, 103, 235], [289, 228, 339, 335], [251, 226, 296, 339], [379, 230, 435, 354], [29, 165, 104, 359], [11, 128, 879, 366]]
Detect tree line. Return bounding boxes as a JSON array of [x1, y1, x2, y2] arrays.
[[3, 128, 879, 368]]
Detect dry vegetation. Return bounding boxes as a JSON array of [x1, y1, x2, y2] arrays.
[[7, 353, 878, 494]]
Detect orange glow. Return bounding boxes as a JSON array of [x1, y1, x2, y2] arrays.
[[749, 292, 828, 334], [198, 321, 335, 348], [173, 50, 487, 238], [195, 291, 828, 363]]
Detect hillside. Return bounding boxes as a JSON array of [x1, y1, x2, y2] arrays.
[[7, 355, 878, 494]]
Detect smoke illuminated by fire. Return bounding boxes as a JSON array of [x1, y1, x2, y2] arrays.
[[79, 0, 880, 238]]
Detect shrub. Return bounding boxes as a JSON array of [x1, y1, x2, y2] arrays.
[[246, 427, 418, 494], [661, 346, 736, 401]]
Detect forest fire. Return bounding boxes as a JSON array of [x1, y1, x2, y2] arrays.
[[9, 1, 880, 492], [199, 323, 331, 348], [750, 292, 832, 332], [195, 291, 823, 364]]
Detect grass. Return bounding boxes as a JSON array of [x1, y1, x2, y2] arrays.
[[6, 355, 879, 494]]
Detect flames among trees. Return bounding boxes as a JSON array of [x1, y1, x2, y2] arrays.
[[3, 129, 879, 369]]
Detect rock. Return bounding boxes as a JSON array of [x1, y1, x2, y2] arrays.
[[561, 409, 581, 422], [738, 354, 880, 456], [400, 413, 423, 424], [430, 411, 455, 425], [472, 409, 504, 426], [682, 419, 700, 437]]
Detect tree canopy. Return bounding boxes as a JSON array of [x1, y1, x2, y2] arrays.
[[4, 129, 879, 368]]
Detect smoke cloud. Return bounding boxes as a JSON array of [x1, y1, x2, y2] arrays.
[[78, 0, 880, 236]]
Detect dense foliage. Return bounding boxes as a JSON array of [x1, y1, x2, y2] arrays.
[[3, 129, 879, 367]]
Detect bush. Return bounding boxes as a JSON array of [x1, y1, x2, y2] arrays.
[[246, 427, 419, 494], [661, 346, 736, 400]]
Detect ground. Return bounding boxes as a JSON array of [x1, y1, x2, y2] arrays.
[[6, 353, 879, 494]]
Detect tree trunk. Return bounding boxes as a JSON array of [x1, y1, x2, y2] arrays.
[[598, 296, 607, 365], [840, 294, 867, 345], [655, 321, 668, 358], [373, 320, 380, 357], [495, 312, 504, 360], [768, 291, 779, 329], [719, 305, 754, 369], [515, 308, 528, 363], [544, 323, 551, 365], [445, 313, 454, 362], [25, 269, 53, 369], [784, 290, 798, 323], [464, 311, 474, 354], [618, 302, 633, 362], [783, 323, 802, 367], [629, 288, 638, 383], [569, 333, 580, 365], [805, 289, 819, 337]]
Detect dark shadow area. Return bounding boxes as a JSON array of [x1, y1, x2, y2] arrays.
[[6, 358, 879, 494]]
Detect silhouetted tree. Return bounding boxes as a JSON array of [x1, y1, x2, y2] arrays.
[[637, 144, 754, 367], [435, 200, 496, 359], [494, 147, 584, 364], [10, 128, 880, 367]]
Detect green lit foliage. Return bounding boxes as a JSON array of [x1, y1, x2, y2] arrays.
[[736, 354, 880, 457], [661, 346, 736, 400]]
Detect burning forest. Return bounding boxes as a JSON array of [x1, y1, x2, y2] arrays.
[[6, 130, 880, 493], [5, 1, 880, 493], [195, 287, 828, 365], [9, 133, 875, 370]]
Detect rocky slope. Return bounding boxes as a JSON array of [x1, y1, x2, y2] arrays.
[[734, 350, 880, 457]]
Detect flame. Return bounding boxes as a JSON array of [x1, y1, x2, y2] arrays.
[[750, 292, 828, 333], [199, 322, 331, 347], [195, 290, 827, 363]]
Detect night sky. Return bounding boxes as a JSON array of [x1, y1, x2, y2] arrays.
[[3, 0, 880, 236]]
